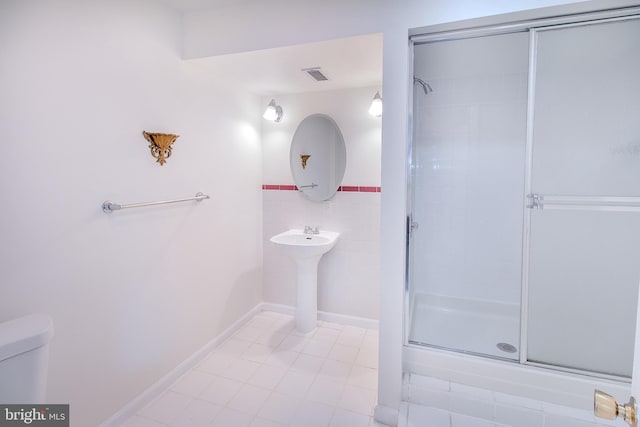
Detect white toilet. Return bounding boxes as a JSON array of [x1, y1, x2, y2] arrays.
[[0, 314, 54, 403]]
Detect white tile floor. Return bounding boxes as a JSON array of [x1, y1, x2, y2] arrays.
[[122, 311, 381, 427]]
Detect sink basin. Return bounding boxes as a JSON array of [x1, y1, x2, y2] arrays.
[[270, 229, 339, 259], [270, 229, 340, 334]]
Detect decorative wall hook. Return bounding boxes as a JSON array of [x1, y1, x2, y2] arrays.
[[300, 154, 311, 169], [143, 131, 179, 166]]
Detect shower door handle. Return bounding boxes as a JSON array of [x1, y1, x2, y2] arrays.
[[406, 215, 419, 238], [594, 390, 637, 426]]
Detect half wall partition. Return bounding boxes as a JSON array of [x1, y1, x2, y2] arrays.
[[407, 9, 640, 381]]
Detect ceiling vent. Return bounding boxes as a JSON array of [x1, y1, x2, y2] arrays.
[[302, 67, 329, 82]]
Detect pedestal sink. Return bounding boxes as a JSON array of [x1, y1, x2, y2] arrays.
[[270, 229, 339, 334]]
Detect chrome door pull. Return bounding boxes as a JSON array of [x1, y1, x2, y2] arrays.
[[594, 390, 637, 426]]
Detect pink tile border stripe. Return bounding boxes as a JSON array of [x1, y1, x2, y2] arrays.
[[344, 186, 380, 193], [262, 184, 381, 192]]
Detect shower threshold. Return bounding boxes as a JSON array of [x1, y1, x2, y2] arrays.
[[409, 293, 520, 360]]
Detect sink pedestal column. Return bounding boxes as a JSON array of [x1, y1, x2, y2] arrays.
[[270, 229, 339, 335], [295, 255, 321, 334]]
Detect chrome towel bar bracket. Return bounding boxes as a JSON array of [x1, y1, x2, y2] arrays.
[[102, 192, 209, 213]]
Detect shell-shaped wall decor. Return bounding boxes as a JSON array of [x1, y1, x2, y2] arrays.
[[300, 154, 311, 169], [143, 131, 179, 166]]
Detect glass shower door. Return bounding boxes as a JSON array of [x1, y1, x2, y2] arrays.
[[526, 18, 640, 377], [408, 32, 528, 360]]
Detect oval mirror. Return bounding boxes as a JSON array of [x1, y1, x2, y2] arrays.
[[290, 114, 347, 201]]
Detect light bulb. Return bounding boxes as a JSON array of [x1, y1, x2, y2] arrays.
[[368, 92, 382, 117], [263, 105, 277, 121], [263, 99, 283, 122]]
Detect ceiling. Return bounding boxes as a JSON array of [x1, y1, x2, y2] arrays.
[[158, 0, 251, 12], [188, 34, 383, 96]]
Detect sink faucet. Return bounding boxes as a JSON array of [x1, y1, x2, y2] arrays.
[[304, 225, 319, 234]]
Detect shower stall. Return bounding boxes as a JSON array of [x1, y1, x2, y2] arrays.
[[406, 6, 640, 390]]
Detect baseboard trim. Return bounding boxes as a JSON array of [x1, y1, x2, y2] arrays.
[[261, 302, 379, 330], [99, 304, 263, 427]]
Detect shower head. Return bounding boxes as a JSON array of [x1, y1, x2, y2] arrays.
[[414, 77, 432, 95]]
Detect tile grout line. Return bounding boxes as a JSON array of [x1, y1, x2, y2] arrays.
[[125, 310, 379, 427]]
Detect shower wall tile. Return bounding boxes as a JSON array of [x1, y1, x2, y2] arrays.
[[404, 374, 619, 427], [544, 416, 604, 427], [450, 413, 502, 427], [412, 37, 527, 306], [406, 386, 450, 411], [402, 404, 514, 427], [450, 382, 494, 400], [448, 395, 495, 420], [409, 374, 450, 391], [493, 391, 544, 411], [406, 405, 450, 427], [540, 401, 618, 426], [495, 404, 543, 427]]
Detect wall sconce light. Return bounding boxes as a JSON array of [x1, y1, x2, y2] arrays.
[[368, 92, 383, 117], [263, 99, 283, 122]]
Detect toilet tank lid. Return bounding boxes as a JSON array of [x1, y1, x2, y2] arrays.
[[0, 314, 54, 362]]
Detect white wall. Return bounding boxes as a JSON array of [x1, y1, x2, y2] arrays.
[[262, 88, 381, 320], [181, 0, 599, 60], [0, 1, 262, 425], [263, 88, 381, 188], [180, 0, 635, 423]]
